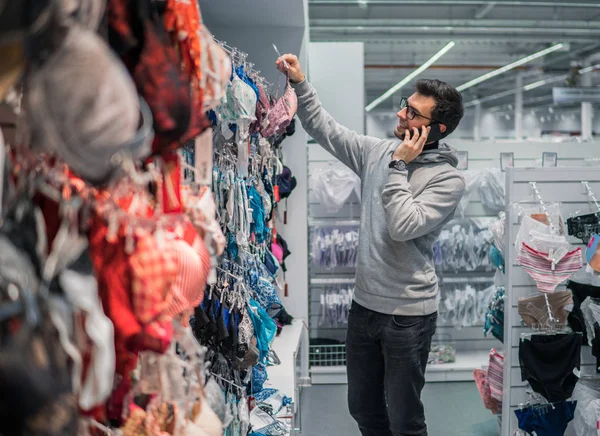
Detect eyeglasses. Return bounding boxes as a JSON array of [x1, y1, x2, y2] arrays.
[[399, 98, 439, 123]]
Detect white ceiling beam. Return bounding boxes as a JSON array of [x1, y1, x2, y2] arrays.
[[309, 0, 600, 8], [474, 2, 497, 19], [310, 18, 600, 30]]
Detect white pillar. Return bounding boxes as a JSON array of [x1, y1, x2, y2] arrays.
[[582, 66, 593, 140], [515, 74, 524, 140], [474, 102, 482, 141]]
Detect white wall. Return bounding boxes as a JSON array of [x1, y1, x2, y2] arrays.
[[308, 42, 365, 134], [366, 114, 393, 138]]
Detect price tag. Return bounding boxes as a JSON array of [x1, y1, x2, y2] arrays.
[[194, 128, 213, 185], [500, 152, 514, 172], [542, 152, 558, 167], [456, 150, 468, 170]]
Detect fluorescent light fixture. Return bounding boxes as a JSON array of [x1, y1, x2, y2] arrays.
[[365, 41, 455, 112], [465, 63, 598, 108], [523, 75, 566, 91], [579, 64, 600, 74], [456, 43, 564, 92]]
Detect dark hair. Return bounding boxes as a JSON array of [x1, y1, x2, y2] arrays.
[[415, 79, 464, 138]]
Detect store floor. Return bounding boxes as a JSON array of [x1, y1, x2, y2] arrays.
[[299, 381, 499, 436]]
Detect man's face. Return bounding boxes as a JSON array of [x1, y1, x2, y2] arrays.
[[394, 93, 438, 140]]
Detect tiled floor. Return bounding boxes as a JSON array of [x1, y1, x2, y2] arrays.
[[299, 382, 499, 436]]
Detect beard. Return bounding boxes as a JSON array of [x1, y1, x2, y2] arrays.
[[394, 121, 409, 140]]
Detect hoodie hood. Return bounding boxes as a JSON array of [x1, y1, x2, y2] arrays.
[[387, 141, 459, 167], [412, 142, 458, 167]]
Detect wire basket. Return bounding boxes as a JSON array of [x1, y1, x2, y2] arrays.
[[428, 333, 456, 365], [309, 343, 347, 367]]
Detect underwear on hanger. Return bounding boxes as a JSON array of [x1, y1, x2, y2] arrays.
[[579, 296, 600, 347], [514, 401, 577, 436], [571, 377, 600, 435], [517, 290, 573, 328], [517, 243, 582, 293], [567, 212, 600, 244], [567, 280, 600, 345], [473, 369, 502, 415], [487, 349, 504, 402], [519, 332, 582, 403]]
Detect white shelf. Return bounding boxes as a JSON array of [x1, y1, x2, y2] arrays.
[[264, 319, 305, 404], [426, 349, 491, 382], [310, 349, 491, 384]]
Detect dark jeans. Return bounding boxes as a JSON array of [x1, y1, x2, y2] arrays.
[[346, 301, 437, 436]]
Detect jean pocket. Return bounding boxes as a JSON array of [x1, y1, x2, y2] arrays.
[[391, 314, 423, 329]]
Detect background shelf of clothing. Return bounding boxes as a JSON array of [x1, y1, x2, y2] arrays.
[[306, 139, 502, 384]]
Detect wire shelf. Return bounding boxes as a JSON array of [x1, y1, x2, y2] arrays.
[[309, 344, 347, 367]]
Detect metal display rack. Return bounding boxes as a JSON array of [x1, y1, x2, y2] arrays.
[[501, 167, 600, 435]]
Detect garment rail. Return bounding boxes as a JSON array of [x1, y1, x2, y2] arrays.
[[582, 181, 600, 213], [212, 36, 275, 88], [210, 372, 245, 391]]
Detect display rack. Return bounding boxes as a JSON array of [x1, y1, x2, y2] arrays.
[[265, 319, 307, 435], [501, 167, 600, 436]]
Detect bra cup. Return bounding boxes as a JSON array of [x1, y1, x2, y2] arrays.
[[262, 79, 298, 138]]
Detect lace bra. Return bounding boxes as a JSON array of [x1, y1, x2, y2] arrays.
[[261, 73, 297, 138]]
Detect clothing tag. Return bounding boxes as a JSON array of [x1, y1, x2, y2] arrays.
[[161, 152, 183, 214], [500, 152, 514, 172], [237, 135, 249, 178], [564, 303, 574, 312], [194, 128, 213, 185], [542, 152, 557, 167], [573, 367, 581, 378], [456, 150, 468, 170]]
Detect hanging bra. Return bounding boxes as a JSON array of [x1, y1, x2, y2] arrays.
[[219, 71, 257, 126], [261, 73, 298, 138], [251, 83, 270, 134]]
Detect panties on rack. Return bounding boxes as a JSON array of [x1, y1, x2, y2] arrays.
[[514, 401, 577, 436], [517, 290, 573, 327], [580, 297, 600, 347], [473, 369, 502, 415], [517, 243, 582, 293], [567, 280, 600, 345], [519, 332, 582, 403]]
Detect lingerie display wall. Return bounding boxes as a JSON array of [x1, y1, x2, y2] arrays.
[[0, 1, 299, 435], [502, 178, 600, 436]]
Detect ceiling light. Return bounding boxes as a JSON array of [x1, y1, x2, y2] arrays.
[[456, 43, 564, 92], [549, 107, 554, 113], [365, 41, 456, 112], [524, 75, 566, 91], [578, 64, 600, 74], [464, 63, 597, 108]]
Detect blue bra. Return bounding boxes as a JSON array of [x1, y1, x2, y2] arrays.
[[247, 299, 277, 364]]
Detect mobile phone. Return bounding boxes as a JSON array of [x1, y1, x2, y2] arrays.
[[403, 123, 443, 143], [426, 122, 443, 143]]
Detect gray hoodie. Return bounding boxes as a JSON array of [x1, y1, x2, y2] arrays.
[[293, 80, 466, 316]]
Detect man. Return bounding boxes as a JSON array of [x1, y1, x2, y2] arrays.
[[277, 54, 466, 436]]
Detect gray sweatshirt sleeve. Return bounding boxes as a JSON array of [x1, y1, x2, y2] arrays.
[[381, 167, 466, 242], [292, 80, 380, 175]]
